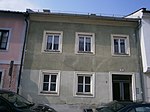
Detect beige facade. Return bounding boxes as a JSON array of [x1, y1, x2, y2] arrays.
[[20, 11, 142, 112]]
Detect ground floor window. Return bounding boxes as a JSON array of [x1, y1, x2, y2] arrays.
[[74, 72, 95, 97], [40, 70, 60, 95]]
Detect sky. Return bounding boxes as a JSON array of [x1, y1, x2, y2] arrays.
[[0, 0, 150, 16]]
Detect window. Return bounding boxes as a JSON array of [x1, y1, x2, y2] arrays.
[[74, 72, 95, 97], [40, 70, 60, 95], [42, 31, 63, 53], [75, 32, 95, 54], [0, 30, 9, 50], [111, 34, 130, 56]]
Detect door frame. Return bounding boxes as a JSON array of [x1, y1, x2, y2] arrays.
[[109, 72, 136, 101]]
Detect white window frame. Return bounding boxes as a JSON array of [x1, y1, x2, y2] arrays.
[[75, 32, 95, 54], [111, 34, 130, 56], [74, 71, 95, 97], [0, 28, 11, 51], [41, 31, 63, 53], [0, 70, 4, 88], [39, 70, 60, 96]]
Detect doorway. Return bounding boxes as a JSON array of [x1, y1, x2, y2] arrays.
[[112, 75, 132, 101]]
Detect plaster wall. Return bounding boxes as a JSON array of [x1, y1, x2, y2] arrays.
[[21, 70, 142, 112], [141, 14, 150, 72], [0, 16, 25, 63], [24, 21, 138, 72], [21, 16, 140, 111], [0, 14, 26, 91]]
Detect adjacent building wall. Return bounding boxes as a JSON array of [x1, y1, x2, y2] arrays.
[[0, 12, 26, 91], [127, 9, 150, 102]]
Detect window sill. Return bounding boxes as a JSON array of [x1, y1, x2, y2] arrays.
[[39, 91, 59, 96], [0, 49, 8, 52], [112, 53, 130, 57], [42, 50, 61, 53], [74, 92, 94, 97], [76, 51, 94, 55], [76, 92, 93, 95]]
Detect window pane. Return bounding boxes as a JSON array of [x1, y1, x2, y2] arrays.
[[85, 77, 90, 84], [0, 30, 9, 50], [0, 43, 6, 49], [53, 36, 59, 50], [78, 76, 83, 83], [1, 35, 8, 42], [46, 36, 52, 50], [43, 83, 49, 91], [79, 37, 84, 51], [78, 85, 83, 92], [50, 84, 56, 91], [85, 85, 90, 92], [114, 39, 119, 53], [3, 32, 9, 38], [120, 39, 125, 53], [51, 75, 57, 82], [43, 75, 49, 82], [85, 37, 91, 51]]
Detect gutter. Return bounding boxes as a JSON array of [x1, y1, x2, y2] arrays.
[[135, 19, 145, 101], [17, 12, 29, 94]]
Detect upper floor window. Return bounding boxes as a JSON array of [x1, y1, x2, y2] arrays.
[[111, 34, 130, 56], [42, 31, 63, 53], [39, 70, 60, 96], [74, 72, 95, 97], [75, 32, 95, 54], [0, 30, 9, 50]]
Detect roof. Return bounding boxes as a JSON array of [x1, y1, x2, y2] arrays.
[[26, 9, 140, 22], [0, 10, 29, 18], [0, 10, 24, 14], [125, 8, 145, 17]]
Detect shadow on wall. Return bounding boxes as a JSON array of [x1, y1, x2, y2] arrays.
[[20, 71, 49, 104]]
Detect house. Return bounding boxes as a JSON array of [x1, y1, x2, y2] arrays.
[[20, 10, 142, 112], [0, 11, 28, 92], [126, 8, 150, 102]]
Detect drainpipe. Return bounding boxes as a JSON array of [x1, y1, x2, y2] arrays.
[[135, 19, 145, 101], [17, 12, 29, 94]]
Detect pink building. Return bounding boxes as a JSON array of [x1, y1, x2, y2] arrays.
[[0, 11, 27, 92]]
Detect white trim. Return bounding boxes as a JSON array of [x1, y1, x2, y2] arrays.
[[0, 28, 12, 51], [111, 34, 130, 56], [75, 32, 95, 54], [73, 71, 95, 97], [0, 69, 4, 88], [38, 70, 60, 96], [41, 31, 63, 53], [109, 72, 136, 101]]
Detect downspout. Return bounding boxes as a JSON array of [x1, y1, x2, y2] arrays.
[[17, 12, 29, 94], [136, 19, 145, 101]]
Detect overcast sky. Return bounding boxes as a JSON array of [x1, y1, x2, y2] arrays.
[[0, 0, 150, 16]]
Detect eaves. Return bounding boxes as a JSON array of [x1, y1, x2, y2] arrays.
[[29, 12, 139, 27]]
